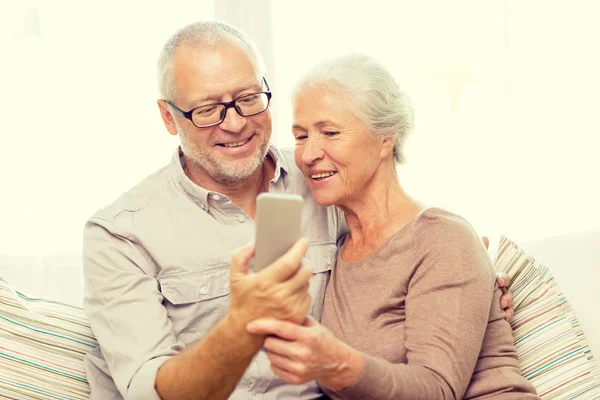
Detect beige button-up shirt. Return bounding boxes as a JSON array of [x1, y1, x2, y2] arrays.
[[82, 146, 342, 400]]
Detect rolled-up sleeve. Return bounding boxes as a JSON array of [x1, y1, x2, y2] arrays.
[[83, 219, 183, 400]]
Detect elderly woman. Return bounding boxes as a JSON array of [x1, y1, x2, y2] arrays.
[[247, 54, 539, 399]]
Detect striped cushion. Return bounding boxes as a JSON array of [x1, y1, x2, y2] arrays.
[[0, 276, 96, 399], [494, 236, 600, 399]]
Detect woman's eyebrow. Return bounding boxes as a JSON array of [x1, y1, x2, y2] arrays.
[[292, 124, 307, 132], [314, 120, 339, 128]]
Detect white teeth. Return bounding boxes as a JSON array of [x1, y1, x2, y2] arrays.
[[310, 172, 336, 179], [222, 139, 248, 147]]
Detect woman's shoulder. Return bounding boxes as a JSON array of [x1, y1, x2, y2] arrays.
[[409, 207, 494, 279], [411, 207, 476, 234], [409, 207, 484, 253]]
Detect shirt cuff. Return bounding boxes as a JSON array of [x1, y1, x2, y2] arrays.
[[127, 356, 171, 400]]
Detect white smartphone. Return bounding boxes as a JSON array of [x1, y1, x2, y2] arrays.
[[253, 193, 304, 272]]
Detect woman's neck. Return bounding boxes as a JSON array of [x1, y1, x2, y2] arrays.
[[338, 166, 422, 260]]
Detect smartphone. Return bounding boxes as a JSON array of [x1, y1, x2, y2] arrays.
[[253, 193, 304, 272]]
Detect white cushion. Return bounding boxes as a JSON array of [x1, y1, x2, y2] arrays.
[[520, 230, 600, 359], [494, 235, 600, 399], [0, 276, 96, 399]]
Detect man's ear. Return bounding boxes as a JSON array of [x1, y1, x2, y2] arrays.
[[157, 100, 179, 136]]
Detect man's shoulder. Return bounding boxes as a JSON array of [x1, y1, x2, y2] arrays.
[[276, 146, 303, 180], [89, 163, 172, 224], [278, 146, 294, 158]]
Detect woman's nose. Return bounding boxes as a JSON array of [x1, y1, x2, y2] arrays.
[[302, 135, 324, 164]]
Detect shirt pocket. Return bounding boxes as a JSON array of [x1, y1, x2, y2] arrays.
[[157, 264, 230, 341], [306, 242, 337, 321]]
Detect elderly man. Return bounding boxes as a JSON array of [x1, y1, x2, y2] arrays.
[[83, 21, 513, 400]]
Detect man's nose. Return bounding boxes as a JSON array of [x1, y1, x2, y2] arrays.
[[219, 106, 247, 133]]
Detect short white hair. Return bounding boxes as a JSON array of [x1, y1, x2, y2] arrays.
[[158, 21, 266, 101], [292, 54, 414, 163]]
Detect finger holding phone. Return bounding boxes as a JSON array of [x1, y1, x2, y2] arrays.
[[228, 194, 312, 332]]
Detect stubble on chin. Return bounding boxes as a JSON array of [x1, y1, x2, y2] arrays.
[[180, 129, 270, 183]]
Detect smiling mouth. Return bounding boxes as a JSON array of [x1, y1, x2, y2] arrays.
[[310, 171, 337, 180], [218, 136, 252, 147]]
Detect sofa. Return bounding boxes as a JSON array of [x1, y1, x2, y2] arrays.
[[1, 231, 599, 399], [516, 230, 600, 361], [495, 231, 600, 398]]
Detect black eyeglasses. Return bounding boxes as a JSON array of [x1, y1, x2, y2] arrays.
[[165, 77, 272, 128]]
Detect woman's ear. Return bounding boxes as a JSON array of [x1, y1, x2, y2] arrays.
[[379, 134, 396, 160]]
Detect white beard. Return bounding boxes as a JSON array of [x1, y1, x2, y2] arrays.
[[177, 124, 270, 183]]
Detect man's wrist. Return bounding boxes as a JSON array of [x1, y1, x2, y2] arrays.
[[222, 312, 265, 354]]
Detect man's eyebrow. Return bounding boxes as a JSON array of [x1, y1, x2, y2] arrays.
[[234, 83, 263, 96], [188, 83, 263, 108]]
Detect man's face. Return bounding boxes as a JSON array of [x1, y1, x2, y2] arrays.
[[165, 43, 272, 183]]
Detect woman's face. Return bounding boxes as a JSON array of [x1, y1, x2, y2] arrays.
[[292, 85, 389, 207]]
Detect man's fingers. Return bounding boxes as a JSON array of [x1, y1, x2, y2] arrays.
[[500, 290, 514, 309], [261, 238, 310, 283], [481, 236, 490, 250], [286, 265, 313, 294], [230, 242, 255, 275], [247, 318, 301, 340], [504, 307, 515, 322], [495, 272, 511, 288]]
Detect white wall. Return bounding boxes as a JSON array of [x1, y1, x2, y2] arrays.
[[0, 1, 215, 256], [267, 0, 600, 243], [0, 1, 598, 304], [0, 1, 215, 304], [503, 1, 600, 242]]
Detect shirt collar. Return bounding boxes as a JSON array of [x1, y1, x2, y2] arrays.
[[169, 145, 289, 210], [267, 144, 290, 184]]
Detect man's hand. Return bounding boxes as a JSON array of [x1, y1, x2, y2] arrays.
[[156, 240, 312, 400], [246, 316, 364, 391], [496, 272, 514, 321], [481, 236, 515, 321], [228, 238, 313, 332], [481, 236, 490, 250]]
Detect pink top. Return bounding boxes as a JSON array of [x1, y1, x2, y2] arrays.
[[321, 208, 539, 399]]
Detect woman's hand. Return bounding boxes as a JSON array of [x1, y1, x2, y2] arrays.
[[246, 316, 364, 391]]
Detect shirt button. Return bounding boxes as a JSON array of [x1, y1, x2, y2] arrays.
[[200, 286, 208, 295], [237, 215, 246, 223], [200, 203, 206, 210], [211, 194, 220, 201]]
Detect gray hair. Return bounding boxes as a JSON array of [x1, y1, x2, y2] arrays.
[[292, 54, 414, 163], [158, 21, 266, 101]]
